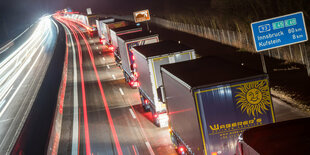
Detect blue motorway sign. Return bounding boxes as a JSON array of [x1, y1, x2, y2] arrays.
[[251, 12, 308, 52]]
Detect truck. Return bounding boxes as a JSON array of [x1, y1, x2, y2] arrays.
[[236, 117, 310, 155], [95, 17, 115, 41], [132, 40, 196, 127], [100, 20, 129, 48], [160, 57, 276, 155], [118, 31, 159, 88], [110, 25, 142, 67]]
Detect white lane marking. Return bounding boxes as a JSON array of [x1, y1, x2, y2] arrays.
[[129, 108, 136, 119], [102, 57, 105, 61], [62, 25, 78, 154], [112, 74, 116, 80], [0, 47, 44, 118], [145, 141, 155, 155], [119, 88, 124, 96], [96, 46, 99, 49], [64, 25, 79, 155], [107, 65, 110, 69]]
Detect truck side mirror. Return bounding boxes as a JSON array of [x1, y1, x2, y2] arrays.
[[157, 85, 166, 103]]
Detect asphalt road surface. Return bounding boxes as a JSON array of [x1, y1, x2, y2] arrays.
[[52, 15, 309, 155], [54, 16, 176, 155]]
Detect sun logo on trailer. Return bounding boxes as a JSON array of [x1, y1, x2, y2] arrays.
[[235, 79, 272, 117]]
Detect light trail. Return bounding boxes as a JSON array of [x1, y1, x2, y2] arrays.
[[56, 17, 92, 155], [0, 17, 51, 117], [68, 20, 124, 155]]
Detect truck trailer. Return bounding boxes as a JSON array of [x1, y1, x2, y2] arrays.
[[118, 31, 159, 88], [160, 57, 276, 155], [101, 20, 128, 47], [132, 40, 196, 127], [96, 17, 115, 42], [110, 25, 142, 67]]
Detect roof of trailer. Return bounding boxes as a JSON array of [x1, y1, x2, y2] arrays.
[[133, 40, 193, 58]]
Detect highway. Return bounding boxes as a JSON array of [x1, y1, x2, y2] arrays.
[[52, 16, 176, 155], [0, 16, 59, 154], [51, 15, 309, 155], [0, 13, 308, 155]]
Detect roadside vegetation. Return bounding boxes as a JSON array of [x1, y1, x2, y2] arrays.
[[152, 0, 310, 34]]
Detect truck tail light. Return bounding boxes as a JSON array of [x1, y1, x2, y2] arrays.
[[144, 99, 149, 104], [133, 63, 137, 68], [134, 72, 139, 78], [178, 146, 186, 154], [130, 81, 140, 87], [108, 46, 114, 51], [168, 128, 172, 133], [211, 152, 218, 155], [132, 55, 135, 60], [154, 114, 158, 118], [99, 38, 105, 44]]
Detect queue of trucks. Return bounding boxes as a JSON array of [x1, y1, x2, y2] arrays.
[[63, 12, 276, 155]]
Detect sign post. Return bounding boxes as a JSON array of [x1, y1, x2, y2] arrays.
[[251, 12, 308, 74], [133, 9, 151, 31]]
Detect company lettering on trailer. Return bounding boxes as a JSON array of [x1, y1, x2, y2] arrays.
[[194, 78, 275, 155]]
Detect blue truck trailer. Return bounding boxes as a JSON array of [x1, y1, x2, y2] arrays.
[[160, 57, 276, 155]]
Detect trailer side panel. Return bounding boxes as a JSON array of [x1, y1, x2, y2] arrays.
[[162, 70, 204, 154], [194, 77, 275, 155]]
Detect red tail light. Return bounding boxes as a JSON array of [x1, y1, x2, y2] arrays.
[[99, 39, 104, 44], [154, 114, 158, 118], [132, 55, 135, 60], [133, 63, 137, 68], [134, 72, 139, 78], [144, 99, 149, 104], [130, 81, 140, 87], [211, 152, 218, 155], [178, 146, 186, 154], [108, 46, 114, 51]]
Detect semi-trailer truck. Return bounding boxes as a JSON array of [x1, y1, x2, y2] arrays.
[[132, 40, 196, 127], [118, 31, 159, 88], [160, 57, 276, 155], [96, 17, 115, 42], [101, 20, 128, 47], [110, 25, 142, 67]]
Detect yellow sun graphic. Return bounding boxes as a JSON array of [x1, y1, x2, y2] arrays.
[[235, 80, 272, 117]]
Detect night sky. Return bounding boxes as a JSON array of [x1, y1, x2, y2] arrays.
[[0, 0, 211, 44]]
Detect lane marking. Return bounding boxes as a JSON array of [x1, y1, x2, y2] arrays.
[[63, 19, 92, 155], [63, 24, 79, 155], [96, 46, 99, 49], [107, 65, 110, 69], [119, 88, 124, 96], [70, 22, 123, 155], [129, 109, 136, 119], [145, 141, 155, 155], [102, 57, 105, 61], [112, 74, 116, 80]]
